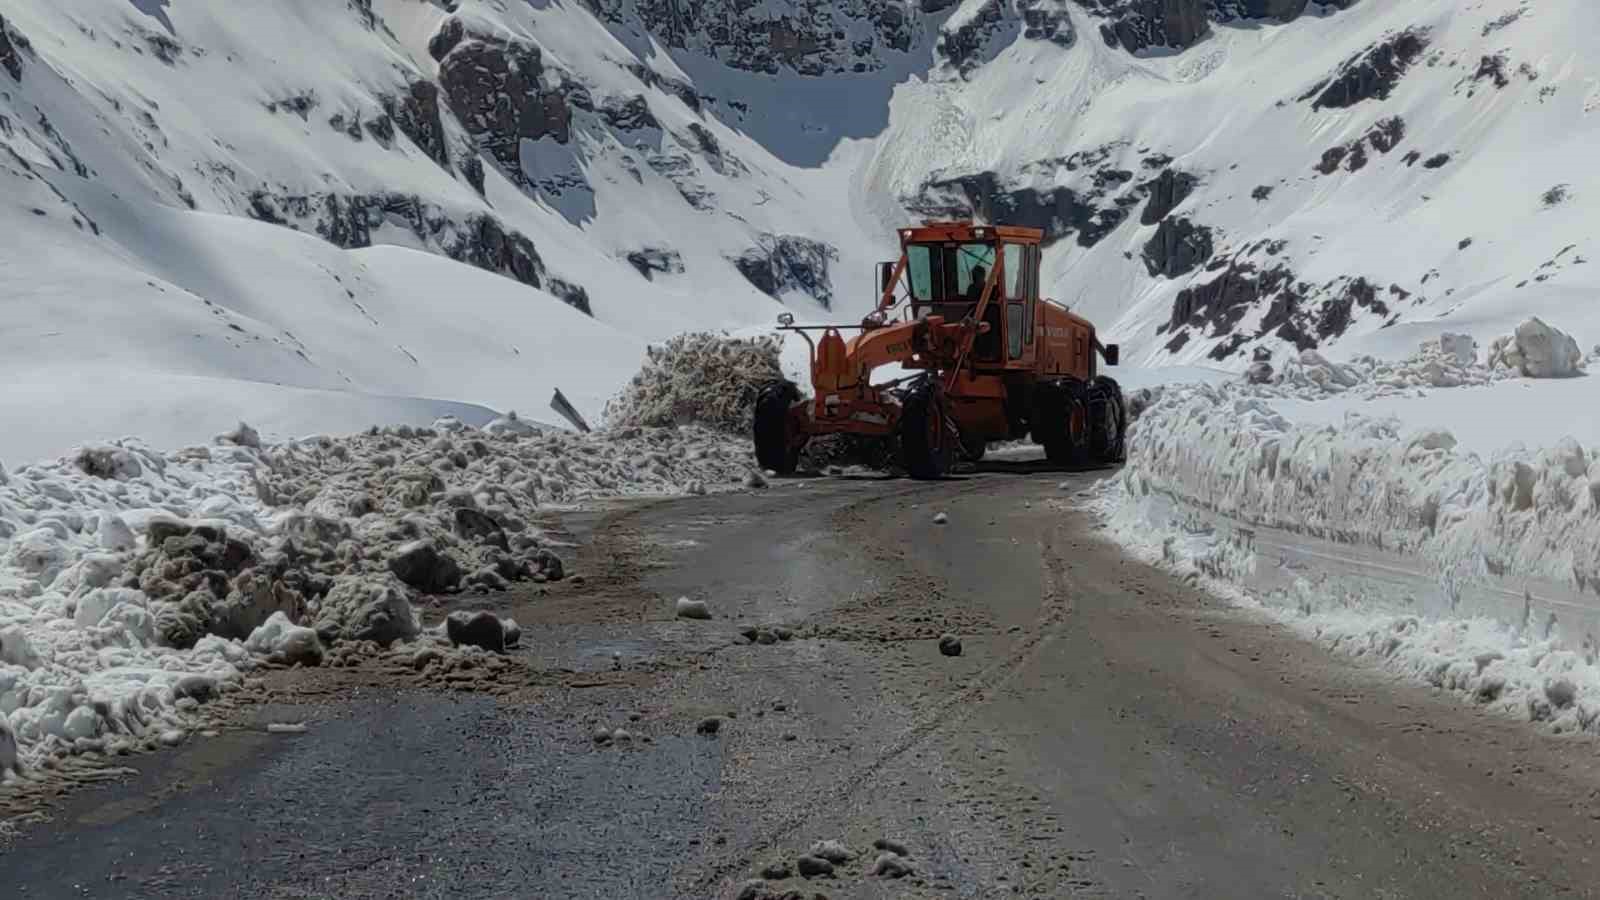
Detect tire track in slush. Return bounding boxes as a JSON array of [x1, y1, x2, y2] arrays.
[[682, 516, 1078, 896]]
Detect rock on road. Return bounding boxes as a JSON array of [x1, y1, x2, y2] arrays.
[[3, 457, 1600, 898]]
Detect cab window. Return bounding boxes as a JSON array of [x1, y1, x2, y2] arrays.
[[906, 243, 997, 303]]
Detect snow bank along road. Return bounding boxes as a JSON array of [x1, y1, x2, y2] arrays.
[[4, 459, 1600, 899]]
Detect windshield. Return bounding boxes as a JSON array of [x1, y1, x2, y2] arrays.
[[906, 242, 997, 303]]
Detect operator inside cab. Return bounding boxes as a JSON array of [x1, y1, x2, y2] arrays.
[[966, 264, 1002, 361], [965, 265, 987, 302]]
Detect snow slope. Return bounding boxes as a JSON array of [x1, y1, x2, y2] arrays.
[[6, 0, 1600, 464]]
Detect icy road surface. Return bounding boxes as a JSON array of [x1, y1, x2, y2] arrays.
[[4, 457, 1599, 898]]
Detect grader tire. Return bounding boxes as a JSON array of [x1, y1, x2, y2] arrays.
[[900, 380, 955, 480], [753, 381, 803, 475]]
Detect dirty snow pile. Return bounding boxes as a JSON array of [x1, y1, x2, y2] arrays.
[[603, 333, 787, 434], [1244, 318, 1586, 402], [0, 413, 754, 774], [1092, 321, 1600, 734], [1248, 334, 1507, 401]]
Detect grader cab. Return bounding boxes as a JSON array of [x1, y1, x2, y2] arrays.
[[754, 221, 1127, 479]]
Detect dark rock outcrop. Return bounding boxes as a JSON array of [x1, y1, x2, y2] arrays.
[[383, 81, 450, 169], [437, 32, 572, 179], [938, 0, 1010, 75], [911, 171, 1130, 248], [1, 14, 32, 82], [1074, 0, 1211, 54], [428, 17, 465, 62], [600, 94, 660, 132], [1300, 29, 1428, 110], [1208, 0, 1356, 22], [246, 192, 549, 294], [1142, 217, 1213, 278], [732, 234, 839, 308], [1314, 116, 1406, 175], [547, 278, 593, 315], [1022, 0, 1076, 45], [1140, 168, 1198, 225], [627, 247, 684, 280], [589, 0, 917, 75], [1164, 254, 1392, 360]]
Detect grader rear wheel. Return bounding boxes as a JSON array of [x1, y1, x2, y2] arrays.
[[1088, 375, 1127, 464]]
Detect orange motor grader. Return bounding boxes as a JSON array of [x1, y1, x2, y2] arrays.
[[754, 221, 1126, 479]]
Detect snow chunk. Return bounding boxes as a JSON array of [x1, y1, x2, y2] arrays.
[[312, 575, 419, 646], [216, 422, 262, 450], [1489, 317, 1584, 378], [98, 512, 136, 551], [0, 626, 43, 669], [675, 597, 712, 619], [245, 611, 326, 666], [74, 587, 145, 628], [483, 410, 538, 437]]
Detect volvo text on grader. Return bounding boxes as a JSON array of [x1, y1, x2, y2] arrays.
[[754, 221, 1127, 479]]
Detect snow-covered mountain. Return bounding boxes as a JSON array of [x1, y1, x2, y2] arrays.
[[3, 0, 1595, 461]]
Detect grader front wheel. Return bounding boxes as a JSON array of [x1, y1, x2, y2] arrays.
[[900, 380, 955, 480], [753, 381, 804, 475]]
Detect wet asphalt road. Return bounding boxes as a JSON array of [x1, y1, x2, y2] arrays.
[[5, 454, 1600, 899]]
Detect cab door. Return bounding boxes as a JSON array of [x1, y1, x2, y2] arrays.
[[1002, 241, 1037, 369]]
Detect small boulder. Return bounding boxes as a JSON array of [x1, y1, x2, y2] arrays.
[[760, 862, 794, 880], [938, 634, 962, 657], [388, 539, 463, 593], [735, 880, 769, 900], [746, 470, 769, 489], [446, 610, 506, 653], [217, 421, 263, 449], [870, 853, 913, 878], [809, 840, 854, 864], [933, 512, 948, 525], [676, 597, 712, 620], [501, 617, 522, 648], [75, 444, 143, 480], [795, 855, 834, 879], [1245, 361, 1274, 385], [454, 507, 509, 550], [873, 838, 909, 857], [696, 716, 723, 735], [533, 548, 565, 581]]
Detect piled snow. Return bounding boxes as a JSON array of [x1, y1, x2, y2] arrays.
[[0, 410, 755, 772], [1488, 317, 1585, 379], [1095, 367, 1600, 735], [1250, 333, 1512, 401], [603, 333, 787, 434]]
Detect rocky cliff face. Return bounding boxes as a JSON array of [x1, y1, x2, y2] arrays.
[[582, 0, 923, 75]]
